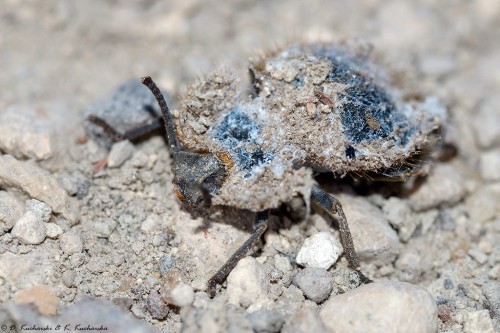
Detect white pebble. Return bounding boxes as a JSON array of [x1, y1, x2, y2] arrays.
[[45, 223, 63, 238], [227, 257, 271, 310], [107, 140, 135, 168], [296, 232, 342, 269], [11, 199, 52, 244], [60, 232, 83, 255], [163, 283, 194, 307], [320, 281, 437, 333], [479, 149, 500, 181]]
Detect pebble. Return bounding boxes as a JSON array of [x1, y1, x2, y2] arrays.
[[463, 310, 495, 333], [107, 140, 135, 168], [465, 185, 499, 223], [146, 290, 169, 320], [319, 281, 437, 333], [94, 218, 117, 238], [339, 194, 400, 265], [62, 270, 76, 287], [409, 163, 466, 211], [45, 223, 63, 238], [479, 149, 500, 181], [468, 248, 489, 265], [141, 214, 159, 234], [296, 232, 343, 269], [382, 197, 416, 241], [162, 283, 194, 307], [59, 232, 83, 255], [282, 307, 329, 333], [0, 155, 77, 223], [292, 267, 333, 303], [246, 310, 285, 333], [15, 284, 59, 316], [472, 97, 500, 149], [0, 106, 53, 160], [0, 190, 24, 231], [11, 199, 52, 244], [227, 257, 271, 310]]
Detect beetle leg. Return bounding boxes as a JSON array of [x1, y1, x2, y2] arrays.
[[207, 210, 270, 297], [87, 115, 163, 142], [310, 185, 372, 284]]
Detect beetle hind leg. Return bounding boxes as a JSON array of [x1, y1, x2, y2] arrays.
[[310, 185, 372, 284]]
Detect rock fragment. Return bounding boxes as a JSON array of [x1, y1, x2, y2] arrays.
[[319, 281, 437, 333], [339, 194, 400, 265], [246, 310, 284, 333], [296, 232, 343, 269], [0, 190, 24, 232], [463, 309, 495, 333], [227, 257, 271, 310], [11, 199, 52, 244], [479, 149, 500, 181], [107, 140, 135, 168], [292, 267, 333, 303], [59, 232, 83, 255], [162, 283, 195, 307], [0, 155, 77, 223], [409, 163, 466, 210]]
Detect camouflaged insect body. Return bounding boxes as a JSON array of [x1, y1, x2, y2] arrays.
[[174, 43, 443, 211]]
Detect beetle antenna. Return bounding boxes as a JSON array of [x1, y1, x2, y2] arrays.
[[141, 76, 179, 152]]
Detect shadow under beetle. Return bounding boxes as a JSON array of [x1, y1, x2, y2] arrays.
[[88, 43, 442, 297]]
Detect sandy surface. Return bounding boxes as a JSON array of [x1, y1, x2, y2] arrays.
[[1, 1, 499, 332]]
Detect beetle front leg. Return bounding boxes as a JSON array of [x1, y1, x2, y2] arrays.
[[310, 185, 372, 284], [207, 210, 270, 297]]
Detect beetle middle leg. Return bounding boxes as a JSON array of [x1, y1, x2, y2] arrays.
[[87, 115, 163, 142], [207, 210, 270, 297], [310, 185, 372, 284]]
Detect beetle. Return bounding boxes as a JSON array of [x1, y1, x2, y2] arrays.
[[88, 43, 442, 297]]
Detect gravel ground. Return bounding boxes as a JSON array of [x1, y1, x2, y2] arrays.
[[1, 1, 499, 332]]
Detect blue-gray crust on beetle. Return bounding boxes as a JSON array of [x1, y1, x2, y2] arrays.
[[173, 43, 444, 211]]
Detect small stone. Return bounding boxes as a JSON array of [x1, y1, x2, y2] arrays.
[[320, 281, 437, 333], [466, 185, 499, 224], [45, 223, 63, 238], [162, 283, 194, 307], [62, 270, 75, 287], [463, 310, 495, 333], [296, 232, 343, 269], [0, 191, 24, 231], [293, 267, 333, 303], [339, 194, 400, 265], [107, 140, 135, 168], [130, 150, 149, 168], [159, 255, 175, 276], [60, 232, 83, 255], [146, 291, 169, 320], [0, 106, 54, 160], [0, 155, 77, 223], [479, 149, 500, 181], [94, 218, 117, 238], [409, 163, 466, 210], [382, 197, 416, 241], [227, 257, 271, 310], [247, 310, 285, 333], [11, 199, 52, 244], [468, 248, 489, 265], [472, 97, 500, 149], [282, 307, 329, 333], [15, 284, 58, 316], [141, 215, 159, 234]]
